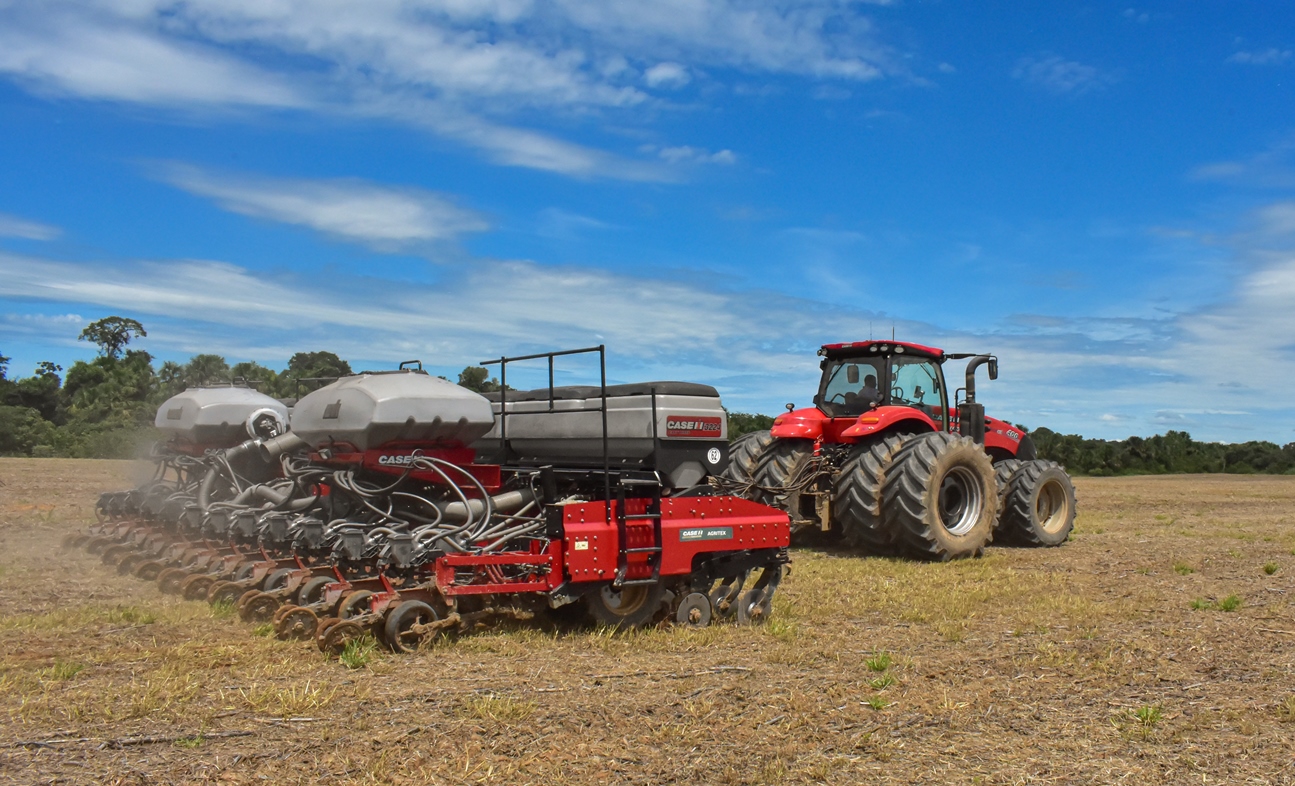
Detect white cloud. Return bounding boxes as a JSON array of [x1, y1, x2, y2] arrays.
[[0, 0, 897, 178], [0, 212, 61, 241], [1012, 54, 1116, 95], [0, 13, 305, 108], [644, 62, 690, 89], [5, 229, 1295, 441], [154, 164, 489, 249], [1227, 48, 1292, 66], [648, 145, 737, 165]]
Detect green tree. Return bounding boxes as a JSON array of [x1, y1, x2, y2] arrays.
[[183, 354, 230, 387], [155, 360, 186, 399], [230, 361, 279, 393], [61, 350, 156, 426], [281, 352, 352, 395], [78, 316, 147, 359], [0, 405, 56, 455], [457, 366, 502, 393], [8, 362, 63, 422], [0, 350, 9, 380], [727, 411, 775, 440]]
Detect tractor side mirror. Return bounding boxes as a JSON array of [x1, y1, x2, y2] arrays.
[[846, 365, 859, 384], [989, 358, 998, 380]]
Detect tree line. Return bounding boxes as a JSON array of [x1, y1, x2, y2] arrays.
[[0, 316, 512, 458], [3, 317, 1292, 474]]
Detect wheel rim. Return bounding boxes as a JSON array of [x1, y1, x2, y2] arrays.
[[1035, 479, 1069, 534], [389, 602, 436, 652], [938, 466, 983, 536], [599, 585, 649, 618]]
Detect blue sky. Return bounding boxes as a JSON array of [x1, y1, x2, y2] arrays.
[[1, 1, 1293, 442]]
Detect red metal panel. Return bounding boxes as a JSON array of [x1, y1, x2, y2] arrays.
[[561, 496, 789, 585]]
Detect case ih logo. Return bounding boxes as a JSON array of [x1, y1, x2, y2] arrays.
[[666, 415, 722, 438], [377, 454, 417, 466]]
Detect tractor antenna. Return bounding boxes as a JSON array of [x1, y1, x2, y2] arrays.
[[891, 324, 895, 340]]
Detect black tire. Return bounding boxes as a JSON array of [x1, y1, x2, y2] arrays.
[[750, 438, 823, 538], [721, 429, 775, 484], [262, 568, 292, 592], [339, 590, 375, 620], [992, 459, 1024, 536], [296, 576, 332, 606], [882, 433, 998, 561], [833, 434, 912, 553], [585, 582, 666, 630], [1000, 460, 1076, 547], [383, 600, 439, 653]]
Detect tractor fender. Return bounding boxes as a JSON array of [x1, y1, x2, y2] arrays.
[[839, 406, 939, 440], [770, 407, 829, 440], [984, 416, 1027, 458]]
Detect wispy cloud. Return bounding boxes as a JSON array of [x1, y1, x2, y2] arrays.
[[0, 1, 898, 179], [644, 62, 691, 89], [1191, 138, 1295, 190], [1227, 48, 1292, 66], [4, 233, 1295, 441], [0, 13, 305, 108], [1012, 54, 1116, 95], [0, 212, 60, 241], [153, 164, 489, 250]]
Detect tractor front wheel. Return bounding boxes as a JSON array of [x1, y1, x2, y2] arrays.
[[720, 429, 775, 484], [751, 438, 826, 539], [833, 434, 911, 554], [882, 433, 998, 561]]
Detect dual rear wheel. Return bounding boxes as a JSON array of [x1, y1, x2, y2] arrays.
[[735, 431, 1072, 560]]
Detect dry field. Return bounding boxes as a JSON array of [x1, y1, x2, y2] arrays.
[[1, 458, 1293, 785]]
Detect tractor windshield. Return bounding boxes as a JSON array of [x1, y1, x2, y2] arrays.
[[889, 356, 947, 429]]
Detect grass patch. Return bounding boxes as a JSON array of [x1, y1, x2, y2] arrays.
[[1278, 696, 1295, 723], [863, 696, 889, 710], [209, 599, 237, 619], [1190, 595, 1242, 612], [241, 680, 337, 718], [1131, 705, 1162, 740], [251, 623, 275, 637], [864, 652, 891, 672], [339, 635, 378, 669], [1173, 561, 1194, 575], [867, 674, 896, 690], [463, 695, 537, 724], [41, 660, 84, 681], [764, 618, 796, 642], [1263, 562, 1279, 575]]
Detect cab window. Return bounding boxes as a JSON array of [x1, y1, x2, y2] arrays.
[[889, 357, 945, 426], [820, 360, 882, 417]]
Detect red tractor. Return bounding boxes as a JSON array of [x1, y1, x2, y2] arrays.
[[720, 340, 1076, 560]]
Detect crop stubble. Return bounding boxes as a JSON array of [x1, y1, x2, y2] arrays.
[[0, 459, 1292, 785]]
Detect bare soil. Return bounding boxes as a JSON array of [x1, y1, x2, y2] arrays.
[[1, 458, 1293, 785]]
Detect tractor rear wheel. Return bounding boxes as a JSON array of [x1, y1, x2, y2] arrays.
[[991, 459, 1024, 536], [882, 433, 997, 561], [720, 429, 775, 484], [1000, 460, 1076, 547], [833, 434, 911, 553]]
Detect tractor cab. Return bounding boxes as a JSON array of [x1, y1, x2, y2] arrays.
[[814, 341, 949, 431]]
